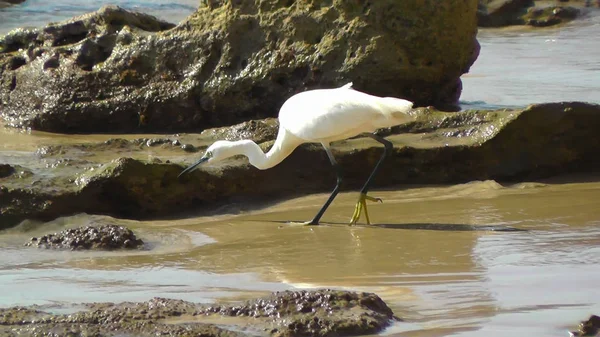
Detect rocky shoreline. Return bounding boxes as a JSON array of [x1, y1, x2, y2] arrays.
[[0, 289, 397, 337], [1, 102, 599, 229], [1, 3, 600, 336], [0, 0, 598, 234]]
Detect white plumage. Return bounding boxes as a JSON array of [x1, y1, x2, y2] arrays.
[[179, 82, 415, 225], [280, 82, 414, 143]]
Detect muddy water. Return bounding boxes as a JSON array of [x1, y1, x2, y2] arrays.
[[1, 179, 599, 336]]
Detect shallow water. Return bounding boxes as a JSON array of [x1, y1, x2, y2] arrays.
[[1, 179, 599, 336], [461, 9, 600, 109], [1, 2, 600, 337]]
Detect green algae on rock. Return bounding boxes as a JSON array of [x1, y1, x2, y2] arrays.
[[0, 1, 479, 133], [0, 290, 396, 337], [1, 102, 600, 229]]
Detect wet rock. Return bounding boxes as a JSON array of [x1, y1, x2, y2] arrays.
[[1, 102, 600, 229], [570, 315, 600, 337], [35, 136, 189, 159], [24, 224, 144, 250], [523, 5, 580, 27], [478, 0, 534, 27], [207, 289, 395, 337], [0, 290, 395, 337], [0, 163, 15, 178], [200, 118, 279, 145], [1, 1, 480, 133], [478, 0, 582, 27]]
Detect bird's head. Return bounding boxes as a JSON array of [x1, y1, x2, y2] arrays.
[[178, 140, 238, 178]]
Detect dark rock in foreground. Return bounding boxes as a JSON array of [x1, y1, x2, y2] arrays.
[[0, 290, 396, 337], [1, 102, 600, 229], [0, 0, 25, 8], [0, 163, 14, 178], [570, 315, 600, 337], [24, 224, 144, 250], [0, 1, 479, 133]]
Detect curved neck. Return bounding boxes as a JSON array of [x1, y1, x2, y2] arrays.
[[235, 128, 302, 170]]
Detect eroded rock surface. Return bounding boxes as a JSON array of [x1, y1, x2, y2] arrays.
[[0, 1, 479, 133], [0, 290, 396, 337], [24, 224, 144, 250]]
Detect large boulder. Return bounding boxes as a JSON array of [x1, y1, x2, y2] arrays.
[[1, 102, 599, 229], [0, 1, 480, 133]]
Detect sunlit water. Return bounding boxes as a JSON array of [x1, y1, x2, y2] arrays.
[[0, 0, 198, 35], [1, 2, 600, 337], [461, 9, 600, 110]]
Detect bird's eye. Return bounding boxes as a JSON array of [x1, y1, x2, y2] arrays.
[[206, 151, 213, 158]]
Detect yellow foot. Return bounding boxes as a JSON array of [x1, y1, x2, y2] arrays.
[[349, 193, 383, 225]]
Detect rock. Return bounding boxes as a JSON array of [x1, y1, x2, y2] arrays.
[[0, 1, 480, 133], [478, 0, 534, 27], [524, 5, 580, 27], [0, 0, 24, 8], [569, 315, 600, 337], [24, 224, 144, 250], [0, 163, 15, 178], [200, 118, 279, 145], [0, 290, 395, 337], [206, 289, 395, 337], [478, 0, 583, 27], [1, 102, 600, 229]]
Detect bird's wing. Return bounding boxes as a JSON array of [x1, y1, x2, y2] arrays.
[[278, 87, 383, 142]]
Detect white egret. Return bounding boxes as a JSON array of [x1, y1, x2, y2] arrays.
[[179, 82, 415, 225]]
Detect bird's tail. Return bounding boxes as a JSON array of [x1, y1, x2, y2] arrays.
[[379, 97, 416, 124]]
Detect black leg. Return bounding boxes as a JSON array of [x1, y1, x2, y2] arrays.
[[307, 145, 342, 225], [360, 133, 393, 194]]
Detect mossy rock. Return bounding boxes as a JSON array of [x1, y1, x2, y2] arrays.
[[1, 1, 479, 133]]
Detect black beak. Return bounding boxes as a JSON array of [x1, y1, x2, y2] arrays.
[[178, 157, 209, 178]]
